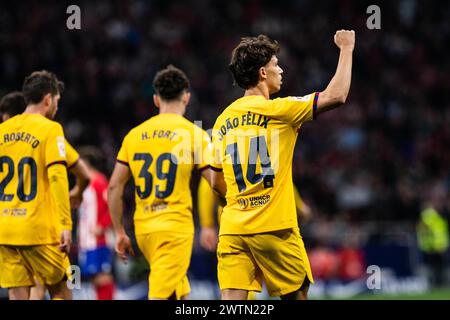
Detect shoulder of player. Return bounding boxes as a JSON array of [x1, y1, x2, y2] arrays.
[[6, 113, 58, 129], [211, 100, 254, 132], [163, 116, 209, 138], [64, 138, 75, 148], [184, 118, 209, 135], [123, 119, 151, 138], [0, 119, 10, 131], [38, 118, 65, 137], [221, 97, 269, 117], [212, 109, 230, 129], [37, 116, 63, 128]]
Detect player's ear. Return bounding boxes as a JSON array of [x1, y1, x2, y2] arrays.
[[259, 67, 267, 81], [153, 94, 160, 109], [42, 93, 52, 107], [182, 91, 191, 106]]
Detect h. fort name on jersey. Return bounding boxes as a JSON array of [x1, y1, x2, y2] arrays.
[[140, 129, 178, 141], [216, 111, 271, 141], [1, 131, 40, 148]]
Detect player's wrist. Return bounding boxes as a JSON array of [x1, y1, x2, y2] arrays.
[[70, 190, 81, 197], [339, 46, 354, 53], [115, 227, 127, 236]]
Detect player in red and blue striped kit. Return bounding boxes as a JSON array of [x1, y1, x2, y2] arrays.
[[77, 146, 115, 300]]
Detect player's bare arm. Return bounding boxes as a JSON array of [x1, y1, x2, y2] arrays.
[[200, 226, 218, 252], [210, 169, 227, 207], [107, 162, 135, 263], [198, 169, 219, 251], [68, 158, 91, 209], [316, 30, 355, 115]]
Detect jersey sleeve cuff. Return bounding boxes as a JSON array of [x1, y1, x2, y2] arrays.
[[210, 165, 223, 172], [198, 165, 211, 172], [59, 224, 73, 231], [116, 159, 129, 167], [313, 92, 320, 120], [200, 222, 215, 228], [46, 161, 68, 169]]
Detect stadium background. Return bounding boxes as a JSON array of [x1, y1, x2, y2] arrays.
[[1, 0, 449, 299]]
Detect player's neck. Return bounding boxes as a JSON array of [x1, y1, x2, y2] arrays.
[[86, 166, 98, 178], [24, 104, 47, 117], [158, 103, 185, 116], [244, 83, 270, 100]]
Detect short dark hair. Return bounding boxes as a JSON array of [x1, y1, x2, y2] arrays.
[[78, 146, 105, 171], [229, 34, 280, 89], [22, 70, 65, 105], [0, 91, 26, 118], [152, 65, 190, 101]]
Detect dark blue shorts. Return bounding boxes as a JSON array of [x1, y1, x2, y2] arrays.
[[79, 246, 113, 277]]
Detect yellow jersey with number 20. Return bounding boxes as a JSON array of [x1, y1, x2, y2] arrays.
[[0, 113, 70, 245]]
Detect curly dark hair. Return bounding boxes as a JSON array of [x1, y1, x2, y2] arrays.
[[0, 91, 26, 119], [22, 70, 64, 105], [152, 65, 190, 101], [229, 34, 280, 89]]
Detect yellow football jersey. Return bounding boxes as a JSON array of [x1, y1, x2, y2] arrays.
[[65, 140, 80, 169], [117, 113, 212, 235], [198, 176, 306, 228], [0, 114, 70, 245], [212, 93, 319, 235]]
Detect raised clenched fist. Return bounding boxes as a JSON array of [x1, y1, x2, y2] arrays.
[[334, 30, 355, 51]]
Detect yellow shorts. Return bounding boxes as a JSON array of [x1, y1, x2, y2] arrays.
[[217, 227, 314, 297], [136, 231, 193, 300], [0, 244, 70, 289], [34, 256, 72, 287]]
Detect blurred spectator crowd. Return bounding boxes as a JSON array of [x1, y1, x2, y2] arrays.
[[0, 0, 449, 284]]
